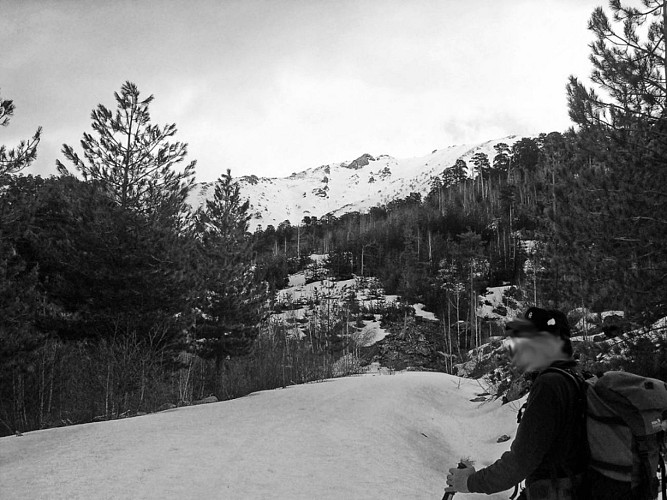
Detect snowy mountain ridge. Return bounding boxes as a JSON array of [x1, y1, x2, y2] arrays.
[[189, 135, 522, 228]]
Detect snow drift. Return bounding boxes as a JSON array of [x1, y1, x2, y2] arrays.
[[1, 372, 518, 500]]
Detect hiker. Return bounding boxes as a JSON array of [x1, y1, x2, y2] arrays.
[[445, 307, 588, 499]]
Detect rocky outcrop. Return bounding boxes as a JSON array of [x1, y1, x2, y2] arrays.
[[368, 317, 448, 371], [346, 154, 375, 170]]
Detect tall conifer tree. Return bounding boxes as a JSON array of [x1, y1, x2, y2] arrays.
[[557, 0, 666, 321], [57, 81, 195, 219], [0, 93, 43, 390], [194, 170, 269, 375], [55, 82, 199, 343]]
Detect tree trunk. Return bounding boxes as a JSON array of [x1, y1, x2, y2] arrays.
[[105, 362, 112, 420], [428, 230, 432, 265], [470, 265, 476, 349], [664, 1, 667, 86], [447, 297, 452, 373], [361, 245, 365, 277], [121, 105, 135, 209], [456, 290, 461, 356]]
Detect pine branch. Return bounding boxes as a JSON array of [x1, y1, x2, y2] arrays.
[[630, 215, 667, 224]]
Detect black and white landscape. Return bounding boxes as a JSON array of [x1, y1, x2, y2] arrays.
[[1, 1, 666, 499]]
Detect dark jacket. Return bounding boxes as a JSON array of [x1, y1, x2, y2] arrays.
[[467, 359, 588, 494]]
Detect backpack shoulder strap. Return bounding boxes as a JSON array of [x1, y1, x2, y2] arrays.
[[659, 435, 666, 500], [541, 366, 586, 393], [516, 367, 586, 424], [541, 366, 589, 427], [539, 365, 591, 487]]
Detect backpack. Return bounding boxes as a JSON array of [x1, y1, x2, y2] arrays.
[[548, 368, 667, 500]]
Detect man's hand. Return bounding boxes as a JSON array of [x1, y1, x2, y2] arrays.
[[445, 461, 475, 493]]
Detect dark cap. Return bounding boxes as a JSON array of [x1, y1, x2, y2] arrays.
[[506, 307, 571, 339]]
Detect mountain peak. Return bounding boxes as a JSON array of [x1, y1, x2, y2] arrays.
[[344, 154, 376, 170], [188, 135, 524, 228]]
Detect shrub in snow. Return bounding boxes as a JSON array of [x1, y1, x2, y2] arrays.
[[380, 302, 414, 323], [193, 396, 218, 405], [573, 333, 667, 381], [332, 354, 362, 377], [493, 304, 508, 317]]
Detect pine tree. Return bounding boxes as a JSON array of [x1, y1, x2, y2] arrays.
[[442, 159, 468, 188], [325, 248, 354, 280], [57, 81, 195, 218], [557, 0, 667, 321], [51, 82, 200, 346], [492, 142, 511, 178], [397, 225, 423, 302], [435, 232, 488, 350], [471, 152, 491, 179], [0, 175, 195, 346], [437, 249, 466, 354], [567, 1, 665, 133], [0, 208, 43, 374], [0, 92, 44, 428], [194, 170, 270, 375], [510, 138, 540, 205], [458, 231, 488, 348], [0, 91, 42, 176]]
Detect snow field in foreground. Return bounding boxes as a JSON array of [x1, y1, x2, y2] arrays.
[[0, 372, 518, 500]]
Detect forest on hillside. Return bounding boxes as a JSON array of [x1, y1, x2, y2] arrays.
[[1, 1, 666, 436]]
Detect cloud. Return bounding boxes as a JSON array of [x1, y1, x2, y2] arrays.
[[4, 0, 602, 182]]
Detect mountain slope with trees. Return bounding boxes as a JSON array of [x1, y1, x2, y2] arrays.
[[187, 136, 523, 229]]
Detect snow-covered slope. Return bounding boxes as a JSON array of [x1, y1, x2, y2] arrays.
[[190, 136, 520, 228], [1, 372, 517, 500]]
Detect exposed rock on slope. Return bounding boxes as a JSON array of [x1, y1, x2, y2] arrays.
[[188, 136, 521, 228]]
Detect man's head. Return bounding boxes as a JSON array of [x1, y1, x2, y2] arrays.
[[504, 307, 572, 371]]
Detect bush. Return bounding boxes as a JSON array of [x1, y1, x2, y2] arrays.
[[464, 339, 509, 380], [0, 336, 175, 435], [332, 354, 362, 377], [0, 322, 369, 436], [381, 302, 414, 323], [574, 334, 667, 380]]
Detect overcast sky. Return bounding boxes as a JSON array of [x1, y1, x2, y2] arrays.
[[2, 0, 602, 182]]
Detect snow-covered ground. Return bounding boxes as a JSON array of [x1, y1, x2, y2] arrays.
[[413, 303, 437, 321], [271, 260, 400, 343], [276, 277, 357, 306], [272, 261, 442, 345], [356, 315, 389, 346], [477, 286, 521, 320], [1, 372, 518, 500], [276, 275, 397, 311]]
